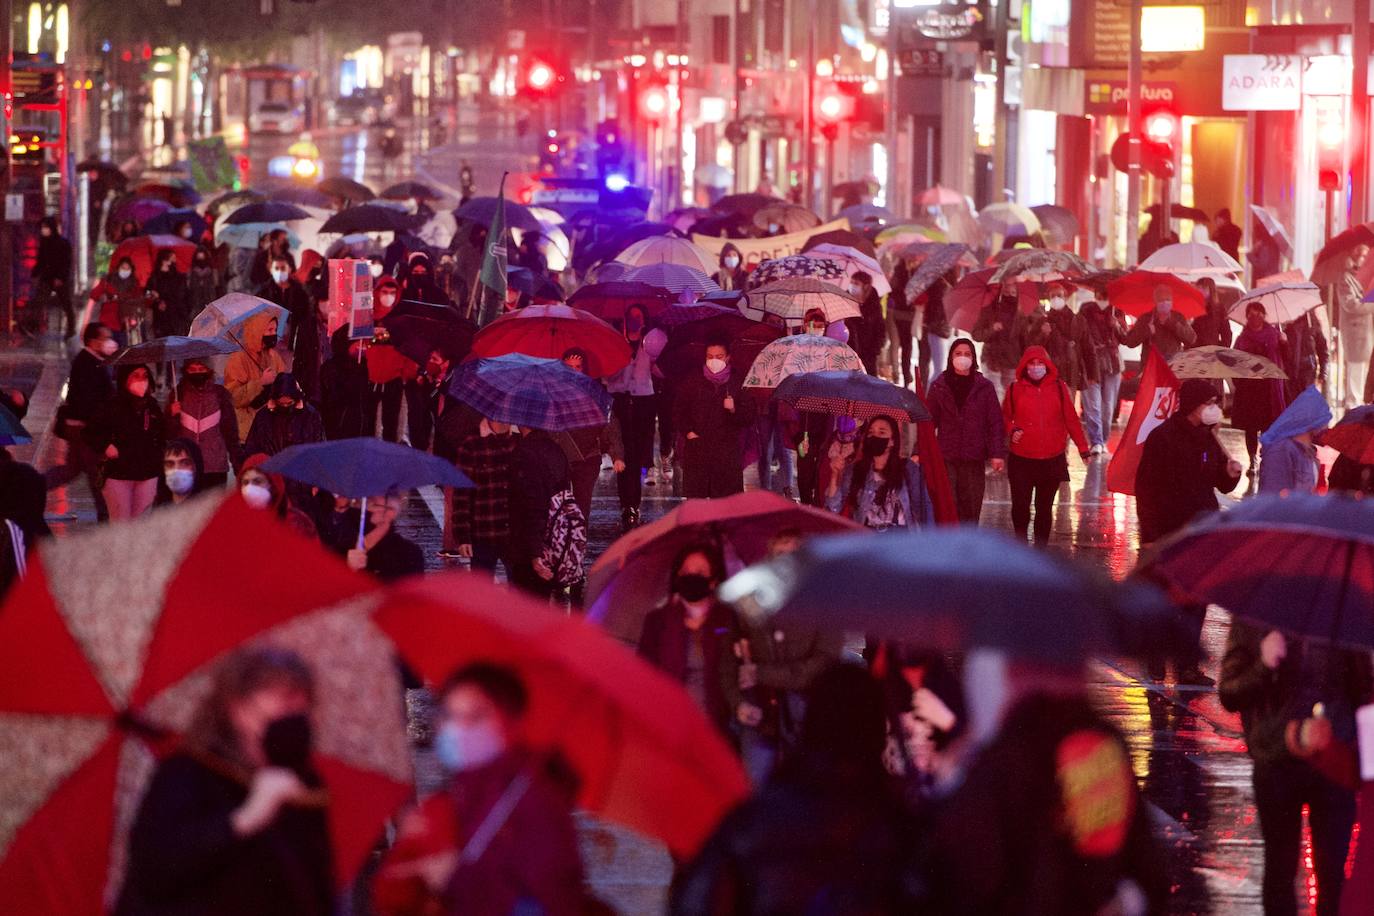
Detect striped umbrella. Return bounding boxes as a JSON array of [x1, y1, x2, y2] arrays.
[[616, 236, 717, 274], [747, 278, 862, 324], [774, 370, 930, 422], [447, 353, 612, 430], [622, 263, 721, 295]]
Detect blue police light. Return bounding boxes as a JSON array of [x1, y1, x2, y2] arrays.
[[604, 173, 630, 192]]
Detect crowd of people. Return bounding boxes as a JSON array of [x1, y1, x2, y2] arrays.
[[6, 194, 1374, 916]]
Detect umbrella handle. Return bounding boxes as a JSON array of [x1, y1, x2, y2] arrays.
[[357, 496, 368, 552]]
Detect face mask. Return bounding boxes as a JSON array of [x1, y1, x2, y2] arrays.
[[723, 255, 740, 269], [164, 468, 195, 495], [180, 227, 193, 238], [379, 292, 397, 308], [1026, 364, 1047, 381], [369, 262, 384, 278], [705, 358, 728, 374], [97, 338, 119, 357], [260, 334, 278, 350], [952, 355, 974, 372], [768, 223, 780, 234], [186, 371, 210, 386], [863, 435, 890, 458], [806, 324, 826, 336], [117, 268, 133, 280], [1200, 404, 1223, 426], [40, 228, 51, 237], [1156, 300, 1173, 315], [271, 269, 290, 284], [127, 379, 150, 398], [848, 285, 862, 297], [241, 482, 273, 509], [675, 573, 713, 603], [160, 261, 173, 271], [1050, 296, 1066, 309], [263, 713, 313, 773], [435, 720, 506, 773]]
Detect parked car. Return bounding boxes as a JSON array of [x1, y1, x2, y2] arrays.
[[249, 101, 305, 134]]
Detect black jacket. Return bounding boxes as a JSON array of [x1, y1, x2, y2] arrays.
[[638, 599, 739, 734], [148, 268, 191, 338], [363, 529, 426, 582], [972, 295, 1022, 373], [673, 372, 754, 466], [1134, 412, 1240, 544], [256, 280, 320, 401], [88, 390, 164, 481], [34, 232, 72, 283], [509, 432, 570, 561], [243, 402, 325, 458], [115, 753, 333, 916], [319, 328, 371, 440], [1071, 303, 1127, 383], [64, 349, 115, 425]]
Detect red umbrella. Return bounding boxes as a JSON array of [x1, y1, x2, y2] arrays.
[[1106, 270, 1206, 319], [566, 281, 675, 323], [0, 496, 412, 914], [110, 235, 198, 284], [373, 573, 749, 858], [946, 269, 1038, 329], [585, 490, 865, 641], [470, 304, 632, 377]]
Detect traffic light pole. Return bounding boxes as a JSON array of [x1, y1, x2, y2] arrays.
[[0, 0, 12, 338], [1125, 0, 1142, 266]]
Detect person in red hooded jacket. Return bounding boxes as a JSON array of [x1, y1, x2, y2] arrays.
[[1002, 345, 1089, 546], [367, 276, 418, 443]]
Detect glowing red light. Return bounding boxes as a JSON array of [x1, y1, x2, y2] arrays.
[[1144, 112, 1177, 144], [528, 62, 555, 91], [639, 86, 669, 120]]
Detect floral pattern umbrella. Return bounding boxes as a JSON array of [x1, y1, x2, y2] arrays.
[[743, 335, 865, 389], [747, 254, 848, 291], [989, 248, 1091, 284], [1168, 345, 1288, 381], [0, 496, 411, 915], [746, 278, 862, 324]]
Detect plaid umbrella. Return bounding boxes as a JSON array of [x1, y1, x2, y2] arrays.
[[1168, 346, 1288, 381], [743, 335, 865, 389], [110, 336, 239, 366], [754, 204, 821, 234], [1321, 405, 1374, 465], [989, 249, 1090, 284], [1230, 282, 1323, 324], [774, 370, 930, 422], [746, 255, 847, 290], [447, 353, 612, 430], [803, 244, 890, 295], [905, 244, 973, 300], [747, 278, 862, 323], [622, 263, 721, 295]]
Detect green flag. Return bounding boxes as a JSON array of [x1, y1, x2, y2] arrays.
[[187, 137, 237, 193], [477, 172, 509, 327]]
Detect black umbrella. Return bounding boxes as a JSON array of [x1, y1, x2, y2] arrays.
[[658, 314, 781, 379], [801, 229, 877, 258], [710, 193, 784, 217], [687, 212, 754, 239], [268, 185, 332, 209], [575, 222, 682, 272], [1030, 204, 1081, 243], [382, 180, 442, 201], [1146, 202, 1209, 223], [320, 205, 414, 234], [205, 189, 266, 218], [1313, 223, 1374, 285], [316, 176, 376, 202], [454, 197, 543, 233], [379, 301, 477, 364], [224, 201, 311, 225], [111, 335, 239, 365]]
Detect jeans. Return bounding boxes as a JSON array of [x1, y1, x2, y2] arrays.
[[738, 728, 779, 786], [755, 414, 794, 492], [103, 478, 158, 521], [1079, 373, 1122, 447], [1253, 758, 1356, 916], [947, 459, 988, 524], [923, 332, 948, 393], [1008, 453, 1066, 546]]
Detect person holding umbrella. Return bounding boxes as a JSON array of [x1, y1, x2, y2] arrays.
[[1234, 299, 1290, 477], [167, 357, 239, 490], [343, 491, 425, 582], [237, 454, 320, 539], [971, 281, 1023, 401], [225, 313, 286, 438], [1337, 246, 1374, 409], [824, 414, 935, 528], [116, 646, 333, 916], [554, 347, 625, 523], [256, 254, 321, 404], [1190, 277, 1233, 349], [927, 338, 1006, 523], [47, 322, 117, 521], [674, 336, 755, 498], [452, 415, 520, 579], [1124, 284, 1198, 360], [147, 248, 190, 341], [88, 256, 150, 347], [1257, 386, 1332, 495], [87, 363, 165, 521]]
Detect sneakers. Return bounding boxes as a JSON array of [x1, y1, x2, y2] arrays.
[[1089, 443, 1111, 458]]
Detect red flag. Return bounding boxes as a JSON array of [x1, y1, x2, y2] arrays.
[[1106, 346, 1180, 495]]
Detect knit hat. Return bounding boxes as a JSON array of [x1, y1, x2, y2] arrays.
[[1177, 379, 1218, 417]]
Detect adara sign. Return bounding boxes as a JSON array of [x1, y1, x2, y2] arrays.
[[1222, 55, 1301, 111]]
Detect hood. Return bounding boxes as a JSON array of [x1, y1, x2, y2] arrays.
[[719, 243, 743, 266], [946, 337, 978, 374], [373, 276, 401, 317], [115, 362, 151, 394], [294, 248, 324, 285], [164, 436, 206, 481], [242, 312, 277, 353], [267, 372, 304, 403], [241, 452, 288, 513], [1014, 345, 1059, 383], [330, 324, 355, 359], [1260, 386, 1332, 448]]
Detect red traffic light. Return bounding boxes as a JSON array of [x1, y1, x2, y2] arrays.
[[814, 83, 855, 125], [639, 84, 670, 121], [527, 61, 556, 91], [1144, 111, 1178, 144]]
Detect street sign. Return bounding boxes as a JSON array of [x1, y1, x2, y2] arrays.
[[4, 195, 23, 223], [1222, 55, 1300, 111], [1083, 80, 1178, 114]]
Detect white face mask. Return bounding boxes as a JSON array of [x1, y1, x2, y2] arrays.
[[723, 255, 740, 269], [241, 482, 273, 509], [370, 262, 384, 278], [705, 358, 728, 374], [127, 379, 150, 398], [271, 268, 290, 284], [379, 293, 397, 308], [1049, 296, 1066, 309], [767, 223, 780, 234], [1199, 404, 1223, 426], [97, 338, 119, 357], [434, 720, 506, 773], [165, 469, 195, 495], [117, 267, 133, 280], [848, 285, 862, 297], [952, 355, 974, 373], [1026, 364, 1047, 381]]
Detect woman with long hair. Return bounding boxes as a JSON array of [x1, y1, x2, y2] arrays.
[[824, 414, 935, 529]]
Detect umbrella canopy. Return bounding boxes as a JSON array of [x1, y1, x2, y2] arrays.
[[110, 336, 239, 366], [320, 205, 413, 235], [316, 176, 375, 203], [725, 527, 1184, 664], [743, 335, 865, 389], [615, 236, 717, 274], [205, 189, 266, 218], [904, 244, 974, 301], [746, 255, 848, 291], [575, 222, 683, 272], [989, 248, 1090, 284], [1140, 242, 1243, 276], [800, 229, 876, 258], [566, 280, 675, 322], [224, 201, 311, 225], [76, 158, 128, 188], [774, 370, 930, 423], [836, 203, 896, 226], [979, 202, 1041, 237], [454, 196, 542, 233], [0, 497, 412, 914], [0, 402, 32, 446], [655, 301, 741, 329], [448, 353, 612, 430], [471, 304, 632, 377], [711, 193, 784, 216], [1321, 405, 1374, 464], [189, 293, 290, 346], [754, 203, 821, 234], [1249, 205, 1295, 257], [216, 223, 301, 251], [803, 244, 890, 295], [658, 314, 782, 379], [664, 206, 714, 234], [110, 196, 173, 228], [1105, 271, 1207, 319], [1167, 345, 1288, 381], [747, 277, 862, 324], [141, 208, 207, 240], [1030, 204, 1081, 244], [505, 265, 565, 302], [946, 268, 1000, 331], [267, 186, 333, 209], [261, 438, 472, 496], [1230, 282, 1324, 324], [1146, 202, 1209, 223], [1137, 494, 1374, 649], [380, 180, 442, 201], [110, 236, 197, 284], [375, 573, 749, 857], [915, 185, 966, 207], [622, 262, 721, 295], [585, 490, 864, 640], [378, 300, 477, 365]]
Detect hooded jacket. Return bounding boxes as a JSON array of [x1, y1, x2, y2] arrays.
[[319, 326, 372, 440], [242, 374, 325, 459], [239, 453, 318, 540], [170, 373, 239, 474], [1258, 386, 1332, 495], [224, 312, 288, 437], [366, 277, 418, 385], [88, 364, 165, 481], [927, 343, 1006, 463], [1002, 346, 1089, 460]]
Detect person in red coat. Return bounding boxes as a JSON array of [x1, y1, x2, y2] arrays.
[[367, 276, 418, 442], [1002, 345, 1089, 545]]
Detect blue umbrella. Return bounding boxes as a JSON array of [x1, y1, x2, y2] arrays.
[[141, 208, 207, 239], [725, 527, 1188, 664], [0, 402, 32, 446], [773, 370, 930, 423], [111, 335, 239, 366], [448, 353, 612, 431], [224, 201, 312, 225]]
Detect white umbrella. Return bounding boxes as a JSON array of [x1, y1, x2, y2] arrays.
[[622, 262, 721, 294], [616, 236, 717, 274], [1249, 205, 1294, 257], [1229, 282, 1323, 324], [803, 243, 891, 296], [1140, 242, 1243, 276]]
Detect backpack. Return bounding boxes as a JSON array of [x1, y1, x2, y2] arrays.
[[540, 488, 588, 586]]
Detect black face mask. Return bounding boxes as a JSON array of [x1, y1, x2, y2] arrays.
[[260, 334, 278, 350], [262, 713, 313, 774], [863, 435, 890, 458], [674, 573, 713, 603], [185, 372, 210, 386]]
